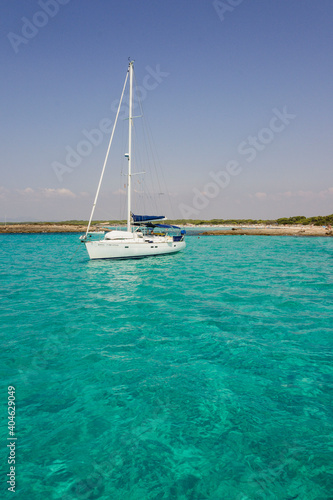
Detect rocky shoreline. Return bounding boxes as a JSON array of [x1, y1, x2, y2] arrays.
[[0, 223, 332, 237], [201, 226, 333, 237], [0, 224, 87, 234]]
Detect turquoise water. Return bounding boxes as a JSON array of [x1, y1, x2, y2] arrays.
[[1, 233, 332, 499]]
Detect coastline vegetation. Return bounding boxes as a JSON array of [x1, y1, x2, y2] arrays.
[[1, 214, 332, 226], [169, 214, 333, 226]]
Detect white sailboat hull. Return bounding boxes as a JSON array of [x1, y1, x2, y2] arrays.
[[84, 239, 186, 260]]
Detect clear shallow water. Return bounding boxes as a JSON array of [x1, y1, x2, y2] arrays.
[[1, 233, 332, 499]]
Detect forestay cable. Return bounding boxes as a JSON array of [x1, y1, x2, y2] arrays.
[[84, 69, 129, 237]]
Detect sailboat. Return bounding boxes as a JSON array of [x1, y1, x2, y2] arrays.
[[80, 60, 186, 260]]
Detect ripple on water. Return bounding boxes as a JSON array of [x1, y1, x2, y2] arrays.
[[0, 233, 332, 499]]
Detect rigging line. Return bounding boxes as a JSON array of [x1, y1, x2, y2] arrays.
[[133, 71, 172, 216], [133, 72, 149, 167], [131, 73, 148, 212], [70, 242, 81, 261], [118, 112, 127, 221], [142, 115, 174, 218], [132, 71, 160, 200], [140, 175, 146, 214], [142, 118, 163, 214], [131, 121, 159, 215], [134, 71, 163, 195], [131, 73, 159, 215], [144, 118, 163, 192], [85, 67, 129, 237], [118, 169, 124, 221]]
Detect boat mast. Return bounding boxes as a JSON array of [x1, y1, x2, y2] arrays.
[[84, 66, 129, 238], [127, 60, 134, 232]]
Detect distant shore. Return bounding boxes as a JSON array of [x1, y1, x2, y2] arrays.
[[200, 225, 333, 237], [0, 224, 88, 234], [0, 223, 332, 237]]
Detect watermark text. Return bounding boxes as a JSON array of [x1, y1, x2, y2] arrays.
[[7, 386, 16, 493]]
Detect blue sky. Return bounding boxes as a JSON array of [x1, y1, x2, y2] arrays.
[[1, 0, 333, 221]]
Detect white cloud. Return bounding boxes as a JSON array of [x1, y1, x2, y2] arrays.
[[0, 186, 10, 199], [15, 187, 35, 196], [254, 192, 267, 200], [41, 188, 76, 198], [297, 190, 313, 198], [260, 188, 333, 202], [292, 188, 333, 199], [14, 187, 76, 198], [112, 188, 126, 195]]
